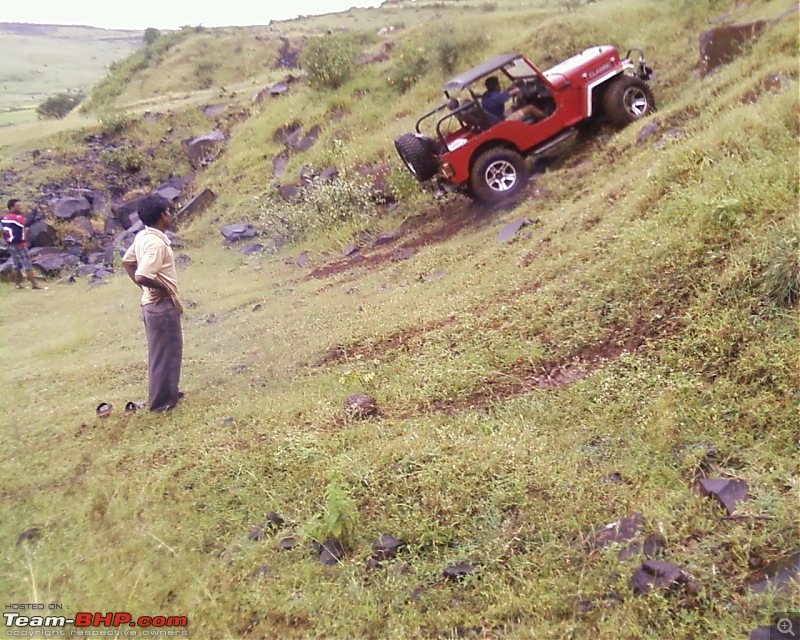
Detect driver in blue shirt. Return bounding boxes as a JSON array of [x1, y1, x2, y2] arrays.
[[481, 76, 546, 122]]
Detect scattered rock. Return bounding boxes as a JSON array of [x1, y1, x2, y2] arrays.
[[53, 196, 92, 220], [586, 513, 644, 550], [372, 535, 405, 560], [285, 251, 310, 267], [96, 402, 112, 418], [373, 230, 399, 246], [443, 562, 475, 581], [239, 243, 264, 255], [697, 477, 748, 515], [175, 254, 192, 267], [344, 394, 378, 419], [618, 533, 666, 562], [27, 220, 59, 247], [279, 184, 300, 202], [630, 560, 690, 595], [157, 186, 181, 202], [272, 153, 289, 178], [277, 537, 298, 551], [748, 552, 800, 594], [288, 125, 321, 152], [391, 248, 415, 261], [182, 131, 225, 168], [221, 223, 257, 242], [424, 271, 446, 282], [342, 244, 359, 257], [318, 536, 345, 565], [251, 565, 270, 579], [636, 121, 660, 146], [266, 512, 285, 529], [496, 218, 533, 243], [176, 188, 216, 221], [248, 527, 265, 541], [16, 527, 41, 544], [699, 21, 768, 76]]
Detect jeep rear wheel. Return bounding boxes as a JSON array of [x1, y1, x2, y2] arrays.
[[394, 133, 439, 182], [602, 76, 655, 126], [470, 148, 527, 202]]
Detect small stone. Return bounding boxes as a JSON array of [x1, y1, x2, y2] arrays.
[[391, 248, 415, 261], [748, 552, 800, 594], [372, 535, 405, 560], [342, 244, 359, 257], [630, 560, 689, 595], [266, 512, 285, 529], [318, 537, 345, 565], [277, 537, 297, 551], [344, 394, 378, 419], [697, 478, 748, 515], [373, 230, 399, 246], [251, 565, 270, 579], [586, 513, 644, 549], [496, 218, 532, 243], [17, 527, 41, 544], [442, 562, 475, 581], [248, 527, 264, 541]]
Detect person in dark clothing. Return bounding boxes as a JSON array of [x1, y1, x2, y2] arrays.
[[121, 195, 184, 412], [2, 199, 43, 290], [481, 76, 546, 122]]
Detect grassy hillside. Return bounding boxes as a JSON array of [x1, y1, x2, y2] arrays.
[[0, 23, 142, 118], [1, 0, 798, 638]]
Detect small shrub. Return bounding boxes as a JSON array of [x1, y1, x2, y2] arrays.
[[388, 47, 430, 93], [480, 2, 497, 11], [36, 91, 85, 119], [98, 143, 145, 173], [300, 35, 359, 90], [143, 27, 161, 46], [194, 61, 219, 89], [98, 109, 133, 134], [310, 480, 359, 548], [430, 26, 489, 75], [760, 222, 800, 307]]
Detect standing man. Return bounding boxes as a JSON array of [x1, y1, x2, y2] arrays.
[[2, 199, 43, 290], [122, 194, 184, 412]]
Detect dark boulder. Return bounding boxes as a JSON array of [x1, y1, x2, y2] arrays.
[[175, 189, 216, 221], [221, 223, 257, 242], [53, 196, 92, 220], [182, 131, 225, 168], [26, 220, 59, 248]]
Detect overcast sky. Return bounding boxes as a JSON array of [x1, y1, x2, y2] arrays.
[[1, 0, 383, 31]]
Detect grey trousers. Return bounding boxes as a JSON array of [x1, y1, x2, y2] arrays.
[[142, 299, 183, 412]]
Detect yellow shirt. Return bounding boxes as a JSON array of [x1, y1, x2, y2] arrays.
[[121, 227, 182, 314]]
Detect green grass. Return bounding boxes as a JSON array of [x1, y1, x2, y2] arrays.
[[1, 0, 798, 638]]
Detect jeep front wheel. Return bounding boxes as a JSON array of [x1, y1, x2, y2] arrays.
[[470, 148, 527, 202], [602, 76, 655, 126], [394, 133, 438, 182]]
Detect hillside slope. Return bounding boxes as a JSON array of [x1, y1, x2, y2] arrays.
[[1, 1, 798, 639]]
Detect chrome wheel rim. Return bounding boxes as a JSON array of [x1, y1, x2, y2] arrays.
[[484, 159, 518, 192], [623, 86, 649, 118]]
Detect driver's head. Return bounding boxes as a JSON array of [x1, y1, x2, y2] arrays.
[[485, 76, 501, 92]]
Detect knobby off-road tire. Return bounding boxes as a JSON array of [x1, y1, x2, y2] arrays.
[[469, 147, 528, 203], [602, 76, 655, 127], [394, 133, 439, 182]]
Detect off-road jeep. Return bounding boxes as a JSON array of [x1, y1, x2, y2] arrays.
[[394, 46, 655, 202]]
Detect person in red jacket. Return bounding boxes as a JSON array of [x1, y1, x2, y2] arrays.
[[2, 199, 42, 290]]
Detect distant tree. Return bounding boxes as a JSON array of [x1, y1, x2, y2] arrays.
[[143, 27, 161, 46], [36, 91, 86, 119]]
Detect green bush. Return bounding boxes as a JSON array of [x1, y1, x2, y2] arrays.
[[143, 27, 161, 46], [760, 222, 800, 308], [98, 143, 145, 173], [300, 35, 359, 90], [388, 47, 430, 93], [431, 26, 489, 75], [36, 91, 85, 119]]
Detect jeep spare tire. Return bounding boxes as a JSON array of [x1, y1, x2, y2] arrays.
[[602, 76, 655, 126], [470, 148, 527, 202], [394, 133, 439, 182]]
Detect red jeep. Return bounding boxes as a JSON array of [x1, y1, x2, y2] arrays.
[[394, 46, 655, 202]]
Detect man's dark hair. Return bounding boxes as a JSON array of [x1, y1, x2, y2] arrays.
[[137, 194, 170, 227], [484, 76, 500, 92], [7, 198, 19, 210]]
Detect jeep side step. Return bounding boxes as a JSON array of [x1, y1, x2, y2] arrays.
[[529, 127, 578, 156]]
